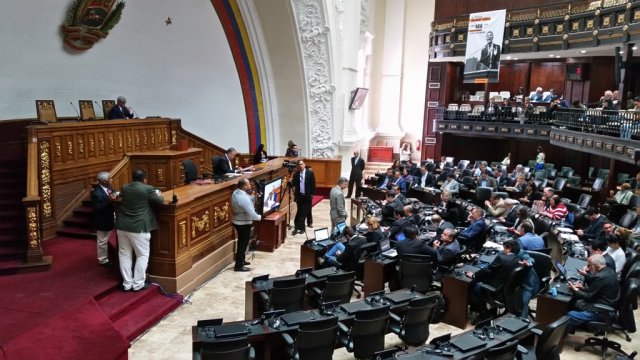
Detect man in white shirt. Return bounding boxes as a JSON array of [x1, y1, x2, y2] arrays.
[[605, 234, 626, 278]]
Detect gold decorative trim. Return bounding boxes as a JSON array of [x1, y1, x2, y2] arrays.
[[171, 130, 177, 144], [55, 142, 61, 158], [556, 24, 564, 33], [89, 138, 95, 153], [26, 205, 41, 250], [157, 168, 163, 183], [586, 19, 595, 29], [135, 134, 140, 147], [179, 220, 187, 247], [118, 135, 123, 149], [99, 135, 105, 152], [67, 141, 73, 155], [39, 141, 52, 218], [214, 202, 230, 227], [78, 138, 84, 153], [109, 135, 114, 151], [572, 21, 580, 31], [191, 211, 210, 237]]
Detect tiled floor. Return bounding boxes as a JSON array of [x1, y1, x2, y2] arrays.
[[130, 199, 640, 359]]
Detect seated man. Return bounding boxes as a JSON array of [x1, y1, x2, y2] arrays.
[[458, 207, 488, 252], [404, 205, 422, 227], [395, 226, 434, 257], [575, 208, 607, 243], [431, 214, 454, 240], [518, 222, 545, 251], [567, 254, 620, 329], [392, 170, 408, 194], [328, 226, 367, 272], [441, 173, 460, 196], [476, 171, 497, 191], [610, 183, 633, 205], [498, 199, 520, 227], [212, 147, 238, 176], [413, 164, 436, 188], [484, 194, 506, 218], [605, 234, 626, 278], [467, 239, 522, 320], [378, 168, 395, 189], [432, 228, 460, 267], [381, 191, 403, 227], [387, 207, 409, 240], [588, 238, 617, 272]]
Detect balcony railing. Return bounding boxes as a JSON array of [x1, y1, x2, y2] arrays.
[[553, 108, 640, 139]]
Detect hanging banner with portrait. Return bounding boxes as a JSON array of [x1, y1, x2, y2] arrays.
[[463, 9, 506, 83]]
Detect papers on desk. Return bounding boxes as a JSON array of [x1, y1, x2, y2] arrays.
[[225, 172, 242, 177], [556, 227, 573, 233], [559, 233, 579, 242], [191, 179, 213, 185], [483, 241, 503, 250]]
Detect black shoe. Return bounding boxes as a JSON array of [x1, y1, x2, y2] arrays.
[[292, 229, 299, 236], [234, 266, 251, 272], [243, 261, 251, 265], [307, 224, 313, 228], [100, 261, 113, 267]]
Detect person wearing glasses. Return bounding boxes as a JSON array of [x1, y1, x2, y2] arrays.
[[566, 254, 619, 329]]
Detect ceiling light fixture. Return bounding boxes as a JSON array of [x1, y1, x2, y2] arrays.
[[579, 50, 587, 54]]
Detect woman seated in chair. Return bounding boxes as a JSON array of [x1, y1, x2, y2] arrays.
[[540, 195, 568, 221], [363, 216, 383, 245], [518, 181, 541, 206]]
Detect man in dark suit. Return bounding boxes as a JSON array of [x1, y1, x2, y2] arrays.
[[396, 226, 434, 257], [432, 228, 460, 266], [468, 239, 521, 317], [576, 207, 607, 243], [107, 96, 134, 119], [212, 148, 238, 176], [388, 208, 410, 240], [382, 191, 403, 226], [291, 159, 316, 234], [567, 254, 620, 328], [91, 171, 117, 266], [115, 169, 165, 291], [459, 207, 488, 252], [430, 214, 454, 240], [478, 31, 501, 70], [335, 226, 368, 272], [346, 149, 365, 198], [498, 199, 520, 227], [629, 172, 640, 190], [414, 165, 436, 188]]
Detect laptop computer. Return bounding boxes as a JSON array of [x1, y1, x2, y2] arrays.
[[450, 333, 486, 352], [495, 317, 529, 334], [314, 227, 333, 246], [214, 323, 249, 338], [334, 221, 346, 237], [281, 311, 318, 326], [384, 291, 416, 304], [379, 238, 398, 258]]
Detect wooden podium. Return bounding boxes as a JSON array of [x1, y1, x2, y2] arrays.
[[254, 210, 288, 252]]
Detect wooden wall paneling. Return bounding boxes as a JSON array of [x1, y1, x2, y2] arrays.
[[435, 0, 573, 21], [530, 62, 566, 97], [303, 157, 342, 188], [586, 57, 616, 104]]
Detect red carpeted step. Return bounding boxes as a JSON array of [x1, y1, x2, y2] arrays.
[[96, 285, 160, 321], [311, 195, 324, 207], [63, 215, 94, 229], [57, 226, 96, 239], [110, 287, 182, 341], [73, 205, 94, 218]]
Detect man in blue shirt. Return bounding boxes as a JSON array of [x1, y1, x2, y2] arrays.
[[518, 222, 544, 250]]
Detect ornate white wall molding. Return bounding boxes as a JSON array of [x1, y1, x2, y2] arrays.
[[360, 0, 369, 35], [237, 0, 280, 151], [291, 0, 336, 158]]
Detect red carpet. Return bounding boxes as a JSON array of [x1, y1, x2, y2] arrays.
[[0, 236, 182, 359], [311, 195, 324, 207]]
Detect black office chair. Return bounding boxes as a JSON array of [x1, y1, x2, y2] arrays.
[[475, 186, 493, 205], [568, 176, 582, 188], [182, 159, 199, 184], [525, 250, 553, 319], [553, 177, 567, 193], [534, 170, 547, 181], [575, 278, 639, 360], [281, 316, 338, 360], [621, 249, 640, 281], [619, 212, 637, 229], [479, 266, 528, 317], [398, 254, 433, 293], [607, 204, 628, 225], [199, 336, 256, 360], [388, 295, 438, 346], [308, 271, 355, 307], [484, 339, 521, 360], [518, 316, 570, 360], [337, 305, 390, 359], [258, 277, 306, 315], [629, 194, 640, 210], [434, 244, 467, 281]]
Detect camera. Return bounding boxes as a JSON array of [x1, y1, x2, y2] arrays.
[[283, 160, 297, 173]]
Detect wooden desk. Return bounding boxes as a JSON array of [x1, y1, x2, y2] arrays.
[[535, 290, 571, 328], [406, 187, 440, 206], [361, 186, 386, 201], [129, 148, 203, 191], [254, 210, 287, 252], [299, 241, 335, 269], [363, 258, 398, 296], [442, 273, 473, 329], [350, 197, 365, 226], [147, 158, 292, 294], [368, 146, 393, 162]]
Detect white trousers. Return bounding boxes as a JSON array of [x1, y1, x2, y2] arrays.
[[96, 230, 111, 264], [116, 230, 150, 291]]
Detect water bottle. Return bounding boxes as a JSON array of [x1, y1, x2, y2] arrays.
[[551, 287, 557, 297]]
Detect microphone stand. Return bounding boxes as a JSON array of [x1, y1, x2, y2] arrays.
[[286, 172, 295, 230]]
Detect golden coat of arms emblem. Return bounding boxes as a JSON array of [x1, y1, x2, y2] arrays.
[[61, 0, 125, 51]]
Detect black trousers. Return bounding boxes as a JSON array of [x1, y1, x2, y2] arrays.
[[294, 196, 313, 230], [346, 176, 362, 198], [233, 224, 251, 269]]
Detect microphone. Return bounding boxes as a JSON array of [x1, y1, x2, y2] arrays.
[[94, 101, 104, 117], [69, 102, 80, 120], [171, 187, 178, 204], [128, 106, 139, 118]]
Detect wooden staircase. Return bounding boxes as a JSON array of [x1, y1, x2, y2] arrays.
[[57, 199, 96, 240], [0, 159, 49, 274], [364, 161, 393, 179]]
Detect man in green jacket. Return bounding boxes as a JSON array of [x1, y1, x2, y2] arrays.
[[115, 169, 165, 291]]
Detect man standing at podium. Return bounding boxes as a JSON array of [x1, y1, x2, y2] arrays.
[[346, 149, 365, 198], [291, 159, 316, 235], [479, 31, 501, 70], [231, 178, 261, 272], [108, 96, 134, 119]]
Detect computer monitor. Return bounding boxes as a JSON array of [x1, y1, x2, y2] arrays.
[[333, 221, 346, 236], [261, 177, 282, 215], [396, 232, 406, 241], [379, 238, 391, 252]]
